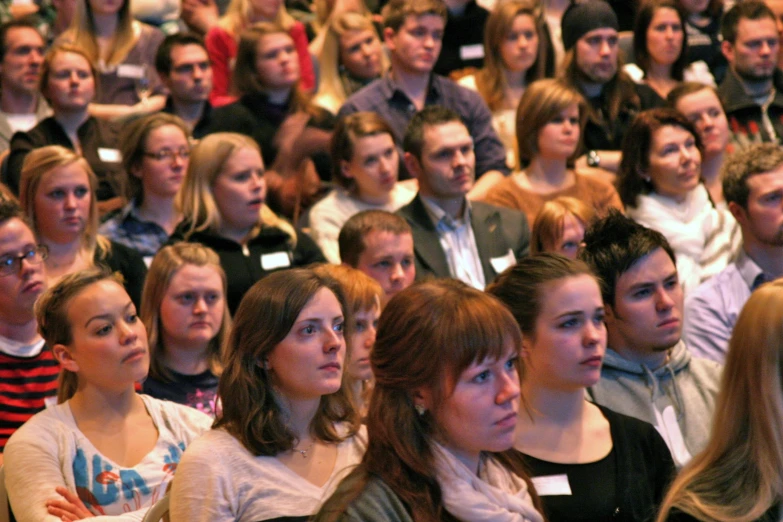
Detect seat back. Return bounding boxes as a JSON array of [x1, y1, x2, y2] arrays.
[[142, 495, 169, 522]]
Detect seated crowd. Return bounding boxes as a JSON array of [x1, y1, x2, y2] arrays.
[[1, 0, 782, 520]]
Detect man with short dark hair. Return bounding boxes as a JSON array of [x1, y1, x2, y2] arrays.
[[0, 201, 58, 462], [397, 106, 528, 288], [338, 0, 508, 197], [0, 19, 48, 156], [684, 143, 783, 362], [339, 209, 416, 303], [718, 1, 783, 145], [156, 32, 214, 139], [581, 211, 722, 467]]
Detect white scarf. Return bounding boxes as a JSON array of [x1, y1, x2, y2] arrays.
[[432, 443, 544, 522]]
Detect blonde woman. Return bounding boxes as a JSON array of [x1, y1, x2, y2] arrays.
[[313, 12, 387, 116], [141, 243, 231, 418], [458, 0, 553, 169], [482, 79, 623, 226], [656, 279, 783, 522], [18, 145, 148, 307], [170, 132, 325, 313], [531, 196, 595, 258], [205, 0, 314, 106], [59, 0, 166, 111], [3, 268, 211, 521]]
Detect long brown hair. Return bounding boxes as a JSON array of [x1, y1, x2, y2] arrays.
[[656, 279, 783, 522], [315, 279, 542, 521], [214, 268, 358, 455]]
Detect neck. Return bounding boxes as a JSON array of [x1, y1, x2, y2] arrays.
[[543, 0, 569, 15], [278, 394, 321, 440], [744, 239, 783, 279], [68, 383, 141, 421], [0, 318, 40, 345], [443, 0, 468, 15], [0, 89, 37, 114], [607, 338, 671, 369], [645, 61, 672, 81], [526, 156, 569, 185], [92, 12, 119, 37], [355, 188, 393, 206], [390, 66, 430, 105], [43, 236, 84, 261], [739, 74, 773, 98], [521, 379, 588, 425], [700, 152, 724, 202], [217, 224, 252, 245], [424, 192, 466, 219], [264, 87, 291, 105], [579, 80, 604, 99], [54, 109, 89, 135], [161, 339, 210, 375], [504, 68, 526, 89], [136, 193, 181, 233], [169, 97, 206, 129]]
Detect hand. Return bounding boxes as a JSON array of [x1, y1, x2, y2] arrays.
[[274, 112, 310, 166], [46, 486, 95, 520], [181, 0, 219, 34]]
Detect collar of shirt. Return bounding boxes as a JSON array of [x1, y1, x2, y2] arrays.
[[419, 194, 471, 231], [736, 248, 769, 291]]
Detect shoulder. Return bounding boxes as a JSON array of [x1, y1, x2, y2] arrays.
[[140, 394, 213, 436], [5, 402, 72, 451], [599, 405, 666, 449], [472, 199, 527, 224], [341, 476, 413, 522]]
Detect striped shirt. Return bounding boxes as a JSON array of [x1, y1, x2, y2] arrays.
[[0, 341, 59, 451]]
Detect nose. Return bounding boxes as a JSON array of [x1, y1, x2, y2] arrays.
[[63, 192, 77, 209], [118, 320, 139, 344], [193, 296, 208, 314], [655, 287, 676, 312], [599, 39, 612, 56], [250, 172, 264, 190], [700, 113, 714, 129], [361, 42, 372, 58], [365, 324, 377, 348], [423, 32, 436, 49], [680, 144, 693, 162], [389, 262, 405, 284], [496, 368, 520, 405], [323, 326, 343, 353], [192, 65, 203, 80], [760, 40, 772, 56], [583, 320, 604, 346]]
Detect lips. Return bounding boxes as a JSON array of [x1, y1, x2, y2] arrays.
[[657, 317, 680, 328], [22, 280, 44, 293], [122, 347, 147, 363], [494, 411, 518, 428], [580, 355, 603, 366], [319, 362, 342, 372]]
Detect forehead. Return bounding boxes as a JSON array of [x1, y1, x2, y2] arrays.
[[676, 89, 721, 113], [617, 248, 675, 288], [51, 51, 90, 69], [340, 28, 376, 46], [651, 124, 693, 145], [39, 162, 89, 187], [170, 43, 209, 63], [735, 17, 778, 40], [68, 279, 128, 318], [422, 121, 471, 151], [257, 32, 294, 52], [0, 217, 35, 251], [539, 274, 601, 313], [361, 230, 413, 256], [5, 26, 43, 48], [168, 263, 223, 289], [399, 13, 445, 32], [352, 132, 395, 156], [579, 27, 618, 43], [224, 146, 263, 169], [747, 165, 783, 193]]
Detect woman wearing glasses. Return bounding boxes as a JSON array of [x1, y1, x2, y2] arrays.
[[100, 114, 191, 264]]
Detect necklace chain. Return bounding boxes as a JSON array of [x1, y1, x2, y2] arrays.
[[293, 441, 314, 459]]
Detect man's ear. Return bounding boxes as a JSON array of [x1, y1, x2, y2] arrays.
[[52, 343, 79, 373], [383, 27, 397, 51], [721, 40, 735, 63], [340, 160, 354, 180], [403, 152, 423, 181], [728, 200, 749, 228]]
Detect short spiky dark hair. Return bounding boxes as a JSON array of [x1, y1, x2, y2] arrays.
[[722, 143, 783, 210], [579, 210, 676, 307], [721, 0, 776, 44], [402, 105, 465, 161], [154, 32, 207, 75]]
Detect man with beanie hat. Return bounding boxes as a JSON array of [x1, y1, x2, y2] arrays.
[[561, 0, 661, 174]]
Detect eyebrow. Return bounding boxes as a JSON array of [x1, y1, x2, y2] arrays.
[[84, 302, 134, 328]]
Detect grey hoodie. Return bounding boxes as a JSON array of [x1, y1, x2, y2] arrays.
[[587, 341, 722, 467]]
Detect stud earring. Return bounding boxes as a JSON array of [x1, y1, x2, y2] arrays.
[[415, 404, 426, 416]]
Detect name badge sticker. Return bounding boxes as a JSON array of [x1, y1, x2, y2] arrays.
[[261, 251, 291, 270], [531, 474, 572, 496], [116, 64, 146, 79], [97, 148, 122, 163], [490, 248, 516, 274], [459, 44, 485, 61]]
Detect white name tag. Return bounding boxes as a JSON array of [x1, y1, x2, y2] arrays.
[[490, 248, 516, 274], [460, 44, 485, 61], [532, 474, 572, 496], [44, 395, 58, 408], [261, 251, 291, 270], [97, 148, 121, 163], [116, 64, 146, 79]]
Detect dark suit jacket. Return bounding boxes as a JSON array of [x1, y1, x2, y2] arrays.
[[396, 194, 529, 285]]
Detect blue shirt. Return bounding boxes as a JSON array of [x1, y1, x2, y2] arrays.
[[99, 201, 172, 262], [338, 74, 509, 179], [683, 249, 769, 363]]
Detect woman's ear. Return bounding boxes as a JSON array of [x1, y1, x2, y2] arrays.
[[411, 387, 432, 413], [637, 167, 651, 184], [340, 160, 354, 180], [52, 343, 79, 373]]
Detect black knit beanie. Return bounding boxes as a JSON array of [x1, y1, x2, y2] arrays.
[[561, 1, 619, 51]]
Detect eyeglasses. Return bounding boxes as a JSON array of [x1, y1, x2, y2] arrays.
[[0, 245, 49, 277], [143, 147, 191, 162]]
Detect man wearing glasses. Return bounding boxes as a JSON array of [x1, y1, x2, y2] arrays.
[[0, 200, 57, 464]]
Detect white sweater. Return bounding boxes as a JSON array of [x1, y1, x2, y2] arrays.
[[169, 425, 367, 521], [4, 394, 212, 522]]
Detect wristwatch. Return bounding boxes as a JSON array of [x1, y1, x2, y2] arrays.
[[587, 150, 601, 168]]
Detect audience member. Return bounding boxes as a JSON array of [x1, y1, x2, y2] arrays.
[[559, 0, 661, 175], [542, 0, 569, 67], [156, 32, 215, 139], [316, 279, 544, 522], [399, 106, 529, 289], [0, 20, 50, 156], [206, 22, 334, 218], [58, 0, 166, 112], [305, 0, 372, 57], [313, 263, 382, 418], [618, 108, 739, 294], [4, 268, 212, 521], [483, 79, 623, 226], [684, 143, 783, 363], [338, 209, 416, 303], [624, 0, 715, 103], [7, 44, 125, 215], [458, 0, 554, 169], [768, 0, 783, 71], [19, 145, 148, 307], [170, 269, 365, 520], [580, 211, 723, 467], [309, 112, 415, 263], [718, 1, 783, 146], [656, 279, 783, 522], [141, 243, 229, 417], [99, 113, 189, 262], [668, 82, 731, 204], [0, 201, 57, 460], [205, 0, 314, 106], [678, 0, 726, 82], [488, 253, 675, 521], [531, 196, 595, 258], [313, 12, 387, 115], [170, 132, 325, 314], [432, 0, 489, 77], [338, 0, 509, 196]]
